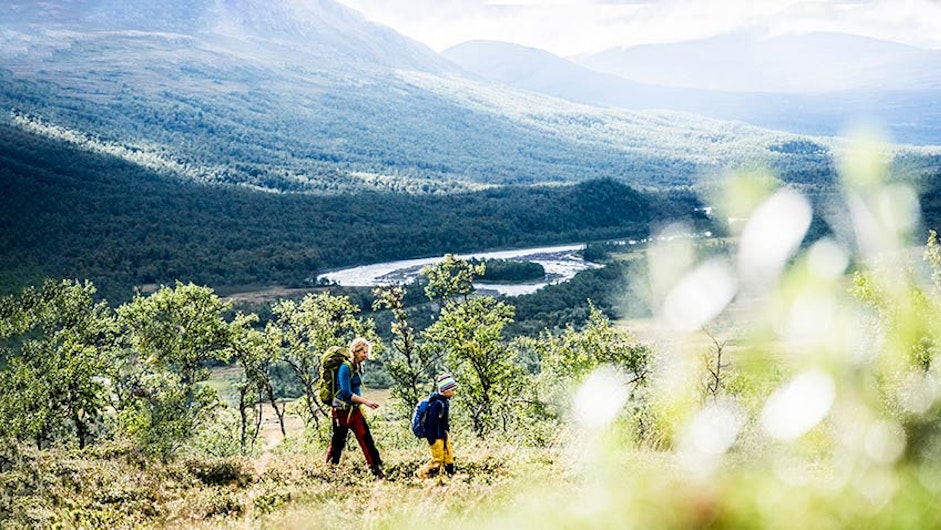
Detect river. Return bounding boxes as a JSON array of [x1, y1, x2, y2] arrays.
[[316, 243, 603, 296]]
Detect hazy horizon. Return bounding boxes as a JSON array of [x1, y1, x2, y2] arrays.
[[334, 0, 941, 57]]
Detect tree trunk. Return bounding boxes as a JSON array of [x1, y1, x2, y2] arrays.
[[252, 400, 263, 446], [265, 383, 287, 437], [73, 410, 88, 449], [238, 387, 250, 453]]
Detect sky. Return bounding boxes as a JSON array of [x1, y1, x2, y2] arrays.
[[333, 0, 941, 57]]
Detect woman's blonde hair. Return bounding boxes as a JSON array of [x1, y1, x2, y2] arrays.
[[349, 337, 372, 357]]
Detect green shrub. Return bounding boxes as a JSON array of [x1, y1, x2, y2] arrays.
[[184, 456, 254, 488]]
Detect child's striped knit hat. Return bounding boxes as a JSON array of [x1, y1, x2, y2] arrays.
[[436, 373, 458, 393]]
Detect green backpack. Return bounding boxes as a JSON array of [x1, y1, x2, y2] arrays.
[[317, 346, 350, 405]]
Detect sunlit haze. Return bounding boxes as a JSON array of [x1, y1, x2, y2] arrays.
[[334, 0, 941, 56]]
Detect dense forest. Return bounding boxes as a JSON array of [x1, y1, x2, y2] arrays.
[[0, 121, 707, 302], [470, 258, 546, 283]]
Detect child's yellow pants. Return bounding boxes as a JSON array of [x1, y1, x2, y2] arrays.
[[417, 437, 453, 478]]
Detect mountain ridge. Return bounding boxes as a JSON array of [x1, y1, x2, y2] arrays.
[[1, 0, 456, 74], [444, 39, 941, 146], [570, 30, 941, 93]]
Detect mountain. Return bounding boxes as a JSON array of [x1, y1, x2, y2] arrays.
[[571, 31, 941, 93], [1, 0, 454, 74], [0, 0, 897, 194], [443, 40, 682, 108], [445, 39, 941, 146], [2, 1, 941, 300]]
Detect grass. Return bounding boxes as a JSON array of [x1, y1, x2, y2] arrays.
[[0, 430, 570, 529], [8, 423, 940, 530]]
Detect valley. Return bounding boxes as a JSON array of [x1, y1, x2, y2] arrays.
[[0, 118, 708, 302], [3, 2, 941, 528]]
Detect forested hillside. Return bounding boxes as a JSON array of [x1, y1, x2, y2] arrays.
[[6, 0, 936, 194], [0, 67, 849, 192], [0, 122, 705, 302]]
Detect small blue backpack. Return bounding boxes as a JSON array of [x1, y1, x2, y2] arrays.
[[411, 396, 431, 438]]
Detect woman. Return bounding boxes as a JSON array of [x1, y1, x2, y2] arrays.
[[324, 337, 385, 478]]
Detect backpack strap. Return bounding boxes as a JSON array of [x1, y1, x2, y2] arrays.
[[333, 360, 361, 421], [331, 359, 352, 407]]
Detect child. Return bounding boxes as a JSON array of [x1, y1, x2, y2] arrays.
[[417, 373, 458, 479]]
